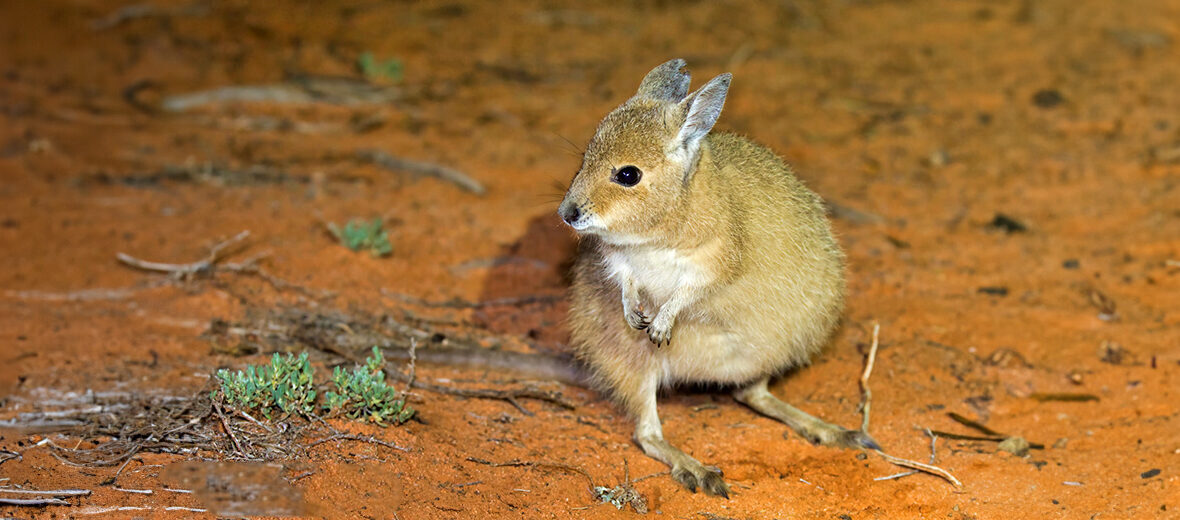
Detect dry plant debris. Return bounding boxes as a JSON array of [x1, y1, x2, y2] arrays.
[[858, 322, 963, 487], [116, 230, 331, 298]]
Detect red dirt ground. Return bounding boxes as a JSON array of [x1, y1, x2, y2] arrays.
[[2, 0, 1178, 518]]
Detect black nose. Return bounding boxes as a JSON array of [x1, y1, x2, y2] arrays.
[[559, 202, 581, 225]]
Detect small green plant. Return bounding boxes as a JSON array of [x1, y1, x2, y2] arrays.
[[324, 347, 415, 426], [358, 52, 403, 82], [328, 218, 393, 257], [214, 352, 317, 419]]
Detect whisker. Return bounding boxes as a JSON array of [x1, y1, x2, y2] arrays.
[[555, 133, 584, 155]]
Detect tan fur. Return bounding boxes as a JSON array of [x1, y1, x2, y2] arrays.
[[559, 59, 875, 497]]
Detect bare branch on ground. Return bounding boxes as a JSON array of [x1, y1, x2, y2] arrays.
[[858, 321, 880, 432], [306, 433, 409, 452], [0, 488, 92, 497], [90, 3, 208, 31], [115, 230, 332, 298], [160, 77, 403, 112], [383, 289, 561, 309], [0, 497, 71, 506], [857, 322, 963, 487], [466, 457, 594, 486], [356, 149, 485, 195]]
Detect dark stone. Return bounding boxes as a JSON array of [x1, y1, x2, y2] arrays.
[[1032, 89, 1064, 108], [1141, 468, 1161, 479], [978, 286, 1009, 296], [987, 213, 1028, 233], [1062, 259, 1080, 269]]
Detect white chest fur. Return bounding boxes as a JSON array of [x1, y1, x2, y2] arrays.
[[603, 245, 713, 304]]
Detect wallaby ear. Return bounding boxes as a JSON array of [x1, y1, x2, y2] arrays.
[[671, 73, 731, 163], [635, 59, 691, 102]]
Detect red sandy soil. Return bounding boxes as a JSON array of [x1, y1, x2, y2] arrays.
[[2, 0, 1178, 518]]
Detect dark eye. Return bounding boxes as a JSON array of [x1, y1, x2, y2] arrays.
[[612, 165, 643, 187]]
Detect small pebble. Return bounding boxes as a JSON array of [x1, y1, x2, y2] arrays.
[[1032, 89, 1064, 108], [978, 286, 1009, 296], [1062, 259, 1079, 269], [999, 436, 1031, 457], [1141, 468, 1161, 479], [987, 213, 1028, 233]]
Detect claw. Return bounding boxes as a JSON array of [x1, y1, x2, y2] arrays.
[[702, 470, 730, 498], [626, 308, 652, 331], [671, 464, 729, 498], [848, 430, 882, 451]]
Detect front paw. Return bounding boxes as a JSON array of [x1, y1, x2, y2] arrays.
[[646, 313, 674, 347], [624, 306, 651, 331]]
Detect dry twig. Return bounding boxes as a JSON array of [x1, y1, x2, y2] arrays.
[[875, 428, 939, 481], [872, 449, 962, 487], [0, 488, 92, 497], [116, 230, 330, 298], [859, 322, 880, 432], [0, 497, 71, 506], [357, 149, 485, 195], [90, 3, 208, 31], [213, 402, 246, 458], [858, 322, 963, 487], [466, 457, 594, 485], [384, 290, 561, 309], [306, 433, 409, 452], [160, 77, 402, 112]]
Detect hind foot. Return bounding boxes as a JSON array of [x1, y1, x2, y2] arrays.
[[671, 462, 729, 498], [797, 424, 881, 451]]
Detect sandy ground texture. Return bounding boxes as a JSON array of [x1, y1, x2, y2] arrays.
[[2, 0, 1179, 518]]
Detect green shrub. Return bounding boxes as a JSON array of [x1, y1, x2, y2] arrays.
[[328, 218, 393, 257], [324, 347, 415, 426], [214, 352, 317, 419], [358, 52, 403, 82], [213, 347, 414, 426]]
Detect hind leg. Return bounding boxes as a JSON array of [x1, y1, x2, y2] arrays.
[[628, 370, 730, 497], [733, 377, 880, 450]]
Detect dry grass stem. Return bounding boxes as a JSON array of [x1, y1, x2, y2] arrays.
[[859, 321, 880, 432], [873, 449, 962, 487], [857, 322, 963, 487], [357, 149, 485, 195], [0, 488, 92, 497]]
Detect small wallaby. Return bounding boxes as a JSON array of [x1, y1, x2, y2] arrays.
[[558, 59, 878, 497]]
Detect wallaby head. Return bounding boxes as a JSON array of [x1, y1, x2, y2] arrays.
[[558, 59, 732, 244]]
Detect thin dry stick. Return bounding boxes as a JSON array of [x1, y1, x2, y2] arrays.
[[306, 433, 409, 452], [212, 402, 245, 458], [0, 488, 92, 497], [116, 230, 331, 298], [858, 322, 962, 487], [465, 457, 594, 486], [0, 497, 70, 506], [384, 290, 562, 309], [875, 428, 938, 481], [406, 338, 418, 389], [117, 230, 251, 277], [357, 149, 485, 195], [859, 322, 880, 432], [873, 449, 962, 487]]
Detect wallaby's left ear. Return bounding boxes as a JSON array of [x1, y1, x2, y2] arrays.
[[672, 73, 731, 164]]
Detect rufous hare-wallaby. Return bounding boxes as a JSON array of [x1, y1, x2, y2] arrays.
[[558, 59, 878, 497]]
